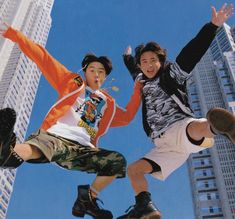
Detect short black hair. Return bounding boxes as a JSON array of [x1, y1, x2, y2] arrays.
[[135, 42, 167, 65], [81, 53, 112, 76]]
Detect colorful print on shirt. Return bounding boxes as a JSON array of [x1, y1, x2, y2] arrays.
[[76, 89, 106, 139]]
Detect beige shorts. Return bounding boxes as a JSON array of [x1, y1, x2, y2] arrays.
[[144, 118, 214, 181]]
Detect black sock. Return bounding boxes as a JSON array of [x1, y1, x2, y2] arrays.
[[135, 191, 151, 205]]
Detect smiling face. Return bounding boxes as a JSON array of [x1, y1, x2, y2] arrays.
[[84, 61, 106, 90], [139, 51, 162, 79]]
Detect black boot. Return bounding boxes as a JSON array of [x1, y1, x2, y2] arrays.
[[117, 192, 161, 219], [0, 108, 22, 168], [0, 108, 16, 155], [0, 134, 23, 168], [72, 185, 113, 219], [207, 107, 235, 144]]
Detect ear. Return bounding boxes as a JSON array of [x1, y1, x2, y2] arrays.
[[83, 71, 88, 82], [137, 63, 142, 70]]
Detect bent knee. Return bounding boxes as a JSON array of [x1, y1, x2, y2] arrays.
[[127, 163, 144, 177]]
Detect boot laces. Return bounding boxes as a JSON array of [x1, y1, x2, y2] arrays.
[[91, 197, 105, 210], [88, 188, 105, 209], [125, 204, 136, 213]]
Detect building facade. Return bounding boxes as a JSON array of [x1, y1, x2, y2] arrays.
[[187, 23, 235, 219], [0, 0, 54, 218]]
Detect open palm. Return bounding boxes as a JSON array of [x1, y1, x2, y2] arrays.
[[211, 3, 234, 26]]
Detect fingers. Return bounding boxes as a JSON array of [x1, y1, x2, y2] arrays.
[[211, 3, 234, 26], [0, 27, 5, 35], [219, 3, 228, 13], [220, 3, 234, 17], [0, 22, 9, 35], [211, 6, 217, 18], [125, 45, 132, 55], [3, 22, 9, 27], [224, 4, 234, 18]]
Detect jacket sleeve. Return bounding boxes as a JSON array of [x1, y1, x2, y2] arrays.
[[110, 81, 142, 127], [3, 27, 72, 92], [176, 22, 218, 73], [123, 54, 141, 81]]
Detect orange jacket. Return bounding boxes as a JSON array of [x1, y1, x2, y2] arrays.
[[4, 27, 142, 146]]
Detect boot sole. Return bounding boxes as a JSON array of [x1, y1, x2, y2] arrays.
[[207, 108, 235, 144], [0, 108, 16, 156], [0, 108, 16, 136], [72, 207, 113, 219], [117, 211, 161, 219], [72, 208, 85, 217], [140, 211, 161, 219]]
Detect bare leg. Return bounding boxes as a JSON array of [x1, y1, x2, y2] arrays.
[[187, 120, 214, 140], [14, 143, 42, 161], [116, 160, 161, 219], [90, 175, 116, 197], [127, 159, 153, 195]]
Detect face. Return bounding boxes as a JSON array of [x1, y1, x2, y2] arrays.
[[139, 51, 161, 79], [84, 61, 106, 90]]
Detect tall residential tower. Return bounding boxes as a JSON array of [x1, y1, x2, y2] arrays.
[[0, 0, 54, 218], [187, 23, 235, 219]]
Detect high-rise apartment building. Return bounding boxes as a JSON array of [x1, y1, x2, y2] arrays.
[[0, 0, 54, 218], [187, 23, 235, 219]]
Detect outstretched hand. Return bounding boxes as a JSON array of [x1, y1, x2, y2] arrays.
[[124, 45, 132, 56], [211, 3, 234, 26], [0, 22, 9, 36]]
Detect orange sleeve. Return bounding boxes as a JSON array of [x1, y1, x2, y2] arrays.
[[3, 27, 72, 92], [111, 81, 142, 127]]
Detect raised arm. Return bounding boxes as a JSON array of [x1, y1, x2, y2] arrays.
[[123, 46, 142, 81], [111, 81, 142, 127], [176, 3, 234, 73], [0, 23, 72, 92]]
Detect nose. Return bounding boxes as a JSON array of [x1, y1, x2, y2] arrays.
[[94, 71, 99, 77]]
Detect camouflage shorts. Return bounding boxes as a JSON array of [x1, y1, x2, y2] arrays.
[[25, 129, 126, 178]]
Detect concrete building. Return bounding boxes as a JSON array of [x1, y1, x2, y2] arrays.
[[0, 0, 54, 218], [187, 23, 235, 219]]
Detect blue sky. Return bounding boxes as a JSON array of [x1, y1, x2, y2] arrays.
[[6, 1, 235, 219]]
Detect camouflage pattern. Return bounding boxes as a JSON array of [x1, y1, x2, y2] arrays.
[[25, 129, 126, 178]]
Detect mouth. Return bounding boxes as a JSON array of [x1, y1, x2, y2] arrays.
[[147, 70, 154, 74], [95, 79, 100, 84]]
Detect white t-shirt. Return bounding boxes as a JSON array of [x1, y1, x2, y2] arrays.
[[47, 87, 107, 147]]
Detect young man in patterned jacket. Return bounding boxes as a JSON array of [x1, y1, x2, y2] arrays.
[[118, 4, 235, 219], [0, 23, 142, 219]]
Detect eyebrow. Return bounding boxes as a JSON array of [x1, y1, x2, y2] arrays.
[[141, 57, 158, 61], [88, 65, 105, 70]]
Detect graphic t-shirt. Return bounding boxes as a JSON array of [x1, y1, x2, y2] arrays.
[[47, 87, 107, 147]]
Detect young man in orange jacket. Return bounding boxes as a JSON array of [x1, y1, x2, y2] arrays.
[[0, 23, 141, 219]]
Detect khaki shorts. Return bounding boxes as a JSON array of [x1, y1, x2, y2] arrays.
[[144, 118, 214, 181], [25, 129, 126, 178]]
